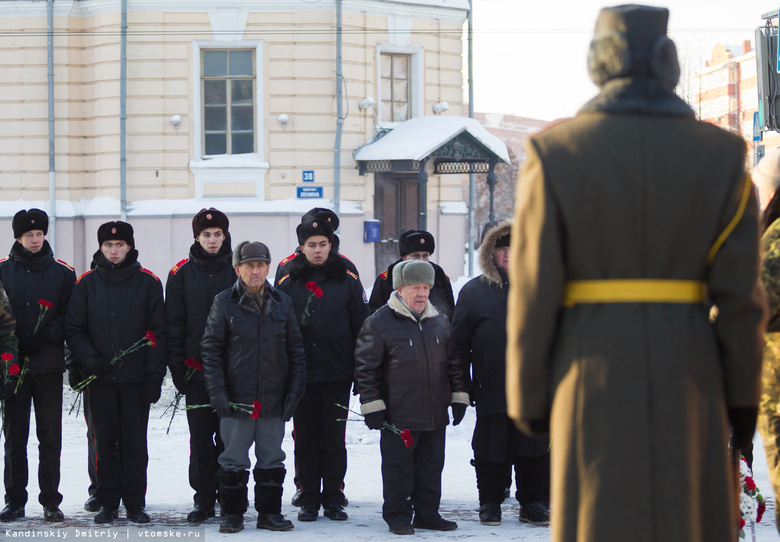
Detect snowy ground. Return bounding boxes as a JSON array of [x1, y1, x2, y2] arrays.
[[1, 383, 777, 541]]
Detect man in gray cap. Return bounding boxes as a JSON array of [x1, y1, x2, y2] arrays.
[[354, 260, 469, 535], [202, 241, 306, 534], [505, 5, 766, 542]]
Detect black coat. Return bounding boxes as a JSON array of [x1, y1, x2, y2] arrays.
[[65, 250, 167, 385], [276, 251, 368, 384], [165, 240, 234, 384], [0, 241, 76, 374], [369, 260, 454, 319], [354, 292, 469, 431], [201, 279, 306, 417]]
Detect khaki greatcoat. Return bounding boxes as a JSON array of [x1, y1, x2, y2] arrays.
[[506, 96, 766, 542]]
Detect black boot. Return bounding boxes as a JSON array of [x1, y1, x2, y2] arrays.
[[218, 468, 248, 534], [254, 467, 294, 531]]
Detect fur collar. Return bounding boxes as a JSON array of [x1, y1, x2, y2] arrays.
[[287, 249, 347, 281], [387, 290, 439, 322], [579, 76, 694, 117], [479, 220, 512, 287]]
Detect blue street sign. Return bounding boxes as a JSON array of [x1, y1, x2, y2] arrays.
[[297, 186, 323, 199], [754, 111, 762, 142], [302, 170, 315, 182]]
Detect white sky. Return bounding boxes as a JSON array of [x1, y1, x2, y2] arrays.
[[471, 1, 776, 121]]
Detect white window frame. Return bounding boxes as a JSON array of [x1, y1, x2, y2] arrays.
[[190, 40, 268, 199], [377, 44, 424, 127]]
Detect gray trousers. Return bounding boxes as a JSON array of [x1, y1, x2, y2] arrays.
[[219, 416, 286, 472]]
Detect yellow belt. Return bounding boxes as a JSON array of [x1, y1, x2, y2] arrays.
[[562, 279, 706, 307]]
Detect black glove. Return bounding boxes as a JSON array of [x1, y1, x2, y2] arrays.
[[364, 410, 385, 430], [67, 364, 84, 391], [19, 329, 50, 358], [210, 393, 232, 418], [451, 403, 467, 426], [729, 407, 758, 451], [143, 380, 162, 405], [517, 417, 550, 438], [81, 354, 111, 377], [170, 366, 190, 395], [281, 393, 301, 422]]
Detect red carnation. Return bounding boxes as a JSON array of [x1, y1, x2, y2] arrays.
[[740, 517, 745, 530], [400, 429, 411, 440], [184, 358, 195, 368], [253, 401, 262, 412], [250, 410, 260, 420], [1, 353, 12, 361], [7, 364, 20, 376], [745, 477, 756, 491], [193, 362, 203, 371], [404, 437, 414, 448], [306, 281, 317, 292], [145, 331, 157, 348], [314, 287, 324, 298], [38, 299, 53, 309], [758, 500, 766, 523]]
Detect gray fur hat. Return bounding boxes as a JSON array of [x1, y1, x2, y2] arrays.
[[393, 260, 435, 289], [587, 5, 680, 90]]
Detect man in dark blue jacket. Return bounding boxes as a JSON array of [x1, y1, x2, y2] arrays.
[[166, 208, 234, 523], [66, 221, 166, 525], [202, 241, 306, 534], [277, 218, 369, 522], [0, 209, 75, 523]]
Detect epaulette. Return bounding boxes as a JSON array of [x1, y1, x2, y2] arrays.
[[340, 253, 356, 265], [76, 269, 93, 284], [0, 257, 8, 264], [140, 267, 160, 281], [379, 270, 389, 280], [278, 252, 299, 267], [346, 270, 359, 281], [170, 258, 189, 275], [56, 259, 75, 271], [277, 274, 290, 286]]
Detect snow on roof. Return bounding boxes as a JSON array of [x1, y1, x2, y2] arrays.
[[353, 116, 511, 165], [0, 197, 364, 219]]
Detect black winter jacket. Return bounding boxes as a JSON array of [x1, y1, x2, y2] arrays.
[[277, 251, 368, 384], [165, 240, 234, 384], [354, 292, 469, 431], [451, 220, 513, 417], [201, 279, 306, 418], [65, 249, 167, 385], [369, 260, 454, 319], [0, 241, 75, 374]]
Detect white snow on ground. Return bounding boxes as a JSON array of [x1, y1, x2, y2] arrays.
[[3, 384, 778, 541]]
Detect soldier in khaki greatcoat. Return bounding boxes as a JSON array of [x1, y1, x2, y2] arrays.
[[505, 5, 767, 542]]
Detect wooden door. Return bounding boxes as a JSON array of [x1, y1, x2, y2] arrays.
[[374, 174, 419, 274]]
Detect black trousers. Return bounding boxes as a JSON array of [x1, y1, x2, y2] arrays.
[[380, 427, 446, 526], [292, 381, 350, 507], [3, 371, 63, 507], [86, 382, 150, 510], [474, 453, 550, 506], [83, 385, 97, 497], [185, 379, 223, 507]]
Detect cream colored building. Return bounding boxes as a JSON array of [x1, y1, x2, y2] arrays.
[[0, 0, 505, 283]]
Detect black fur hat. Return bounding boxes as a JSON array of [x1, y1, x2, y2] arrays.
[[97, 221, 135, 247], [12, 208, 49, 238], [297, 218, 334, 246], [192, 208, 229, 238], [399, 230, 435, 257], [301, 207, 339, 232]]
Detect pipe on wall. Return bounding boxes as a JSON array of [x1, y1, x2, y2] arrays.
[[47, 0, 56, 248]]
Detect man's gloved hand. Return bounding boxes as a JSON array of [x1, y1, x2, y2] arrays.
[[67, 364, 83, 391], [364, 410, 385, 430], [82, 354, 111, 377], [281, 393, 301, 422], [143, 380, 162, 405], [170, 366, 190, 395], [451, 403, 467, 426], [19, 329, 50, 358], [729, 407, 758, 451], [211, 393, 232, 418]]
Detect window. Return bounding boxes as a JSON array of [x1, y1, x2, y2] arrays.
[[381, 53, 411, 122], [202, 49, 256, 155]]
